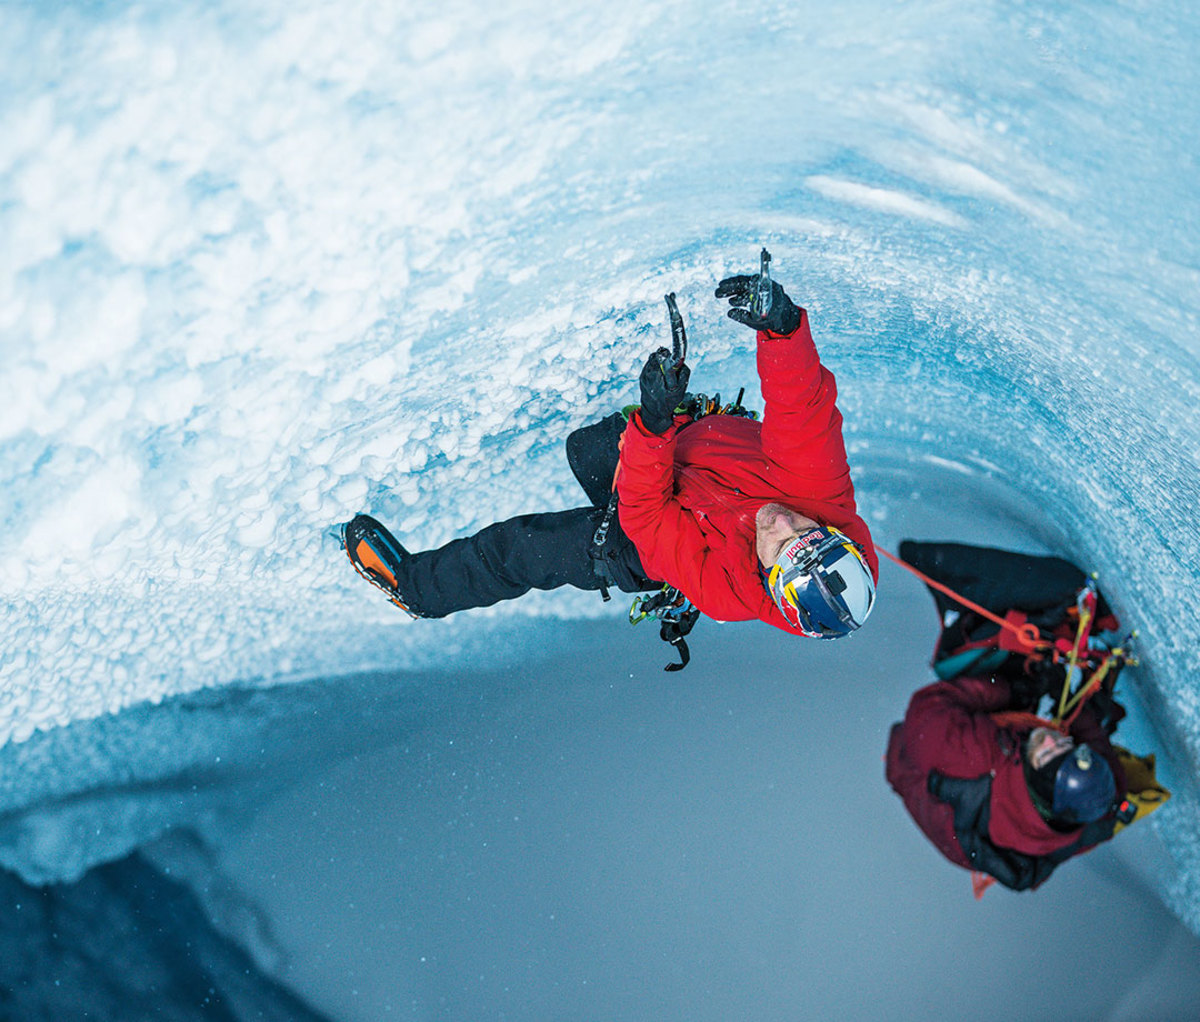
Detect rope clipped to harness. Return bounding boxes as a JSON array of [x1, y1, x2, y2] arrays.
[[630, 584, 701, 671], [993, 576, 1135, 732], [878, 546, 1135, 730], [875, 546, 1046, 654], [1050, 579, 1137, 729]]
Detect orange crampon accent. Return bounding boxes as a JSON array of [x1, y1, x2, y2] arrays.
[[352, 538, 399, 589], [342, 514, 422, 619]]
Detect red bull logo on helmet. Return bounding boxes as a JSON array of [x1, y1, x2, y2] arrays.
[[781, 528, 827, 564], [766, 525, 876, 639]]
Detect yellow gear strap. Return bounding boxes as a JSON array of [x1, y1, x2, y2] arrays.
[[1112, 745, 1172, 835], [1055, 597, 1095, 721]]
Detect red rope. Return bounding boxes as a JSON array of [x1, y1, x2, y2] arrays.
[[875, 545, 1048, 653], [876, 546, 1123, 735], [990, 710, 1056, 731]]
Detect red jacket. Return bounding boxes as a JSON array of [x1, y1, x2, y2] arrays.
[[616, 311, 878, 634], [885, 676, 1125, 884]]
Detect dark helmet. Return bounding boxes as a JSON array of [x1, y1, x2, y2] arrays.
[[1051, 744, 1117, 824], [1028, 741, 1117, 825]]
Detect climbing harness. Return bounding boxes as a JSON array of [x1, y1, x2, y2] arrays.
[[877, 546, 1135, 729], [589, 490, 621, 603], [1051, 579, 1138, 730]]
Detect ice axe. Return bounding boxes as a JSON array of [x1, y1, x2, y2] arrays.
[[649, 292, 689, 380], [664, 291, 687, 367], [753, 247, 773, 318], [652, 291, 691, 383]]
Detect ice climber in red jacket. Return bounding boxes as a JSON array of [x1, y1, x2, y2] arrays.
[[343, 257, 878, 659]]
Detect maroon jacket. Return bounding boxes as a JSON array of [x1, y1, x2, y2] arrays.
[[885, 676, 1126, 890], [617, 310, 877, 635]]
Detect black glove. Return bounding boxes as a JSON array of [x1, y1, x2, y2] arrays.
[[715, 275, 802, 335], [638, 348, 690, 434]]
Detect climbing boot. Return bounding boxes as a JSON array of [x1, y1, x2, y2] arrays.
[[342, 513, 424, 618]]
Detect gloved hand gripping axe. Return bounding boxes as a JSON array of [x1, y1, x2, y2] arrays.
[[638, 294, 692, 435]]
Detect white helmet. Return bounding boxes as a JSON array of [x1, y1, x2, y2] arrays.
[[763, 526, 876, 638]]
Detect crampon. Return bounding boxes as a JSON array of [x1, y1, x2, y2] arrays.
[[342, 513, 423, 619]]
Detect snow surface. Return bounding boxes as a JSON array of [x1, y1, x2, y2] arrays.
[[2, 0, 1200, 1016], [211, 501, 1200, 1021]]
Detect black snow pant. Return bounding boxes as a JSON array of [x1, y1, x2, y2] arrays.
[[897, 540, 1110, 674], [395, 413, 660, 618]]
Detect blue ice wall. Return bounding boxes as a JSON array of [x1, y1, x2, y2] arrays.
[[1, 0, 1199, 927]]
